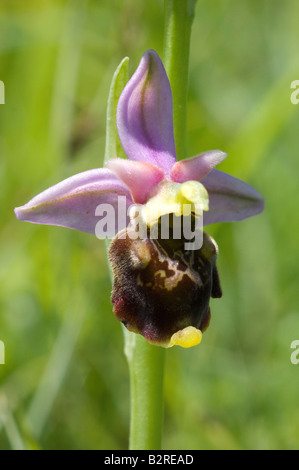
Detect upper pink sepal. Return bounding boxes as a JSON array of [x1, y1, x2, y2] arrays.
[[117, 50, 176, 176]]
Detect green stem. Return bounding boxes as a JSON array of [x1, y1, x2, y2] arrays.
[[164, 0, 197, 160], [125, 331, 165, 450], [124, 0, 197, 451]]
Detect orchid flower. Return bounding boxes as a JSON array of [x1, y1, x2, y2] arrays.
[[15, 50, 264, 349]]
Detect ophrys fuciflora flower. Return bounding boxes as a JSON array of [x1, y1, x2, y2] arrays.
[[15, 50, 264, 348]]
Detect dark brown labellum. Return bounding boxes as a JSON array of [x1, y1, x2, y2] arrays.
[[109, 216, 222, 347]]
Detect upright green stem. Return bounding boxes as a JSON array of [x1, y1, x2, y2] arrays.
[[125, 0, 197, 451], [164, 0, 197, 160], [125, 331, 165, 450]]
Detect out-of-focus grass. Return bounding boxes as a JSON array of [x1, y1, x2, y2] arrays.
[[1, 0, 299, 450]]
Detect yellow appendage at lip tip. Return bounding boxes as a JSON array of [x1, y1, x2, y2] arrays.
[[168, 326, 203, 348]]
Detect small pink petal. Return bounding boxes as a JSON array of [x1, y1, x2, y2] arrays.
[[106, 159, 165, 204], [171, 150, 227, 183], [14, 169, 133, 235]]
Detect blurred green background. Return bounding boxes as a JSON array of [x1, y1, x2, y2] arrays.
[[1, 0, 299, 450]]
